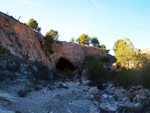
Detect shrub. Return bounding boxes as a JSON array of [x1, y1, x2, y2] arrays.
[[115, 69, 139, 88], [61, 70, 75, 79], [84, 55, 105, 81], [0, 70, 16, 81], [18, 87, 31, 97], [109, 70, 118, 77], [42, 35, 54, 54], [101, 56, 110, 62], [140, 61, 150, 88], [34, 86, 42, 91], [116, 62, 121, 68], [33, 63, 51, 80], [114, 60, 150, 88], [6, 62, 20, 72], [51, 69, 64, 80], [0, 42, 5, 62]]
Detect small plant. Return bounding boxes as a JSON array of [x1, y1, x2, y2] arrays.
[[34, 86, 41, 91], [15, 110, 21, 113], [33, 63, 51, 80], [18, 88, 30, 97], [61, 70, 75, 79]]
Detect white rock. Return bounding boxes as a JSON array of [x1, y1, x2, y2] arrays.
[[111, 87, 116, 91], [121, 97, 128, 102], [141, 95, 147, 100], [59, 82, 69, 89], [89, 94, 94, 100], [105, 104, 118, 111], [88, 87, 99, 95], [102, 94, 108, 99], [135, 103, 140, 107]]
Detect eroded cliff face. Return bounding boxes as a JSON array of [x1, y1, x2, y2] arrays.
[[0, 12, 108, 69], [0, 12, 52, 66]]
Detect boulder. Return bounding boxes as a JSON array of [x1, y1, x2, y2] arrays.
[[59, 82, 69, 89]]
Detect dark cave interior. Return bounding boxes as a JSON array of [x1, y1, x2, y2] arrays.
[[56, 58, 76, 71]]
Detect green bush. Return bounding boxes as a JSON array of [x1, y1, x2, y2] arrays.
[[109, 70, 118, 77], [84, 55, 105, 81], [115, 69, 139, 88], [42, 35, 54, 55], [61, 70, 75, 79], [115, 61, 150, 88], [33, 63, 51, 80], [140, 61, 150, 88], [101, 56, 110, 62]]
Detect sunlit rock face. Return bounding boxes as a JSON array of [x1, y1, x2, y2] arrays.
[[51, 41, 108, 69], [0, 12, 52, 66], [0, 12, 108, 69]]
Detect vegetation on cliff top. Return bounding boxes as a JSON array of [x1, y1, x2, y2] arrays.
[[46, 29, 59, 41], [27, 18, 41, 32], [42, 29, 59, 55]]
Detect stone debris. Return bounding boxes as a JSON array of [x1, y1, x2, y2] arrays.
[[99, 84, 150, 112], [59, 82, 69, 89], [0, 78, 150, 113]]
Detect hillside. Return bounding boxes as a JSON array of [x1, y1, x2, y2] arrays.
[[141, 48, 150, 54]]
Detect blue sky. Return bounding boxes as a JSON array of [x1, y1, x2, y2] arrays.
[[0, 0, 150, 55]]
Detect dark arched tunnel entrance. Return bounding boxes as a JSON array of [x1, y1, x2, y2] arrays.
[[56, 58, 76, 71]]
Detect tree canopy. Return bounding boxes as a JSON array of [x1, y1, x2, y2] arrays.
[[76, 33, 90, 45], [113, 38, 134, 67], [98, 44, 106, 50], [46, 29, 59, 40], [27, 18, 41, 32], [70, 37, 75, 43], [91, 37, 99, 47]]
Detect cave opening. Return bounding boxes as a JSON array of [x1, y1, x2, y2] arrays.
[[56, 58, 76, 71]]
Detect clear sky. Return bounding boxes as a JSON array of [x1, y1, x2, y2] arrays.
[[0, 0, 150, 55]]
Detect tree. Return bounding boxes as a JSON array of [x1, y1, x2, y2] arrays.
[[70, 37, 75, 43], [113, 38, 134, 68], [133, 49, 150, 68], [46, 29, 59, 40], [98, 44, 106, 50], [76, 33, 90, 45], [27, 18, 41, 32], [91, 37, 99, 47], [43, 35, 54, 54]]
